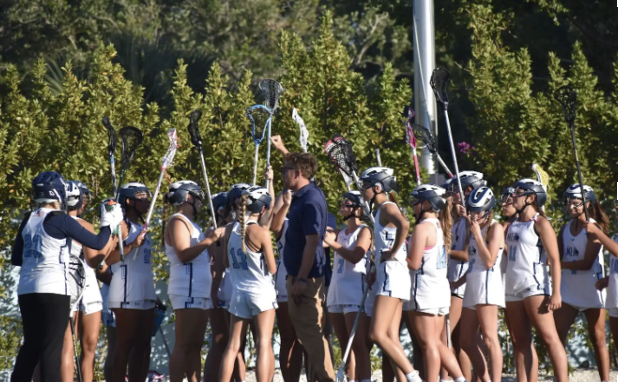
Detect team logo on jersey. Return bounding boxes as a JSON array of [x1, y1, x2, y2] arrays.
[[507, 232, 520, 242], [468, 246, 477, 257], [565, 247, 579, 258]]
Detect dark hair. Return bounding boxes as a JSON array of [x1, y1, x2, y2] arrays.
[[588, 200, 610, 235], [284, 152, 318, 180]]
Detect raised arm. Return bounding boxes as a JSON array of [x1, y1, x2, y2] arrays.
[[471, 220, 504, 269]]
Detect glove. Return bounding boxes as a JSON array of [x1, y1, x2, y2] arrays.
[[100, 198, 124, 232]]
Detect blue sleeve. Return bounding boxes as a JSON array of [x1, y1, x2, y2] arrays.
[[44, 214, 111, 251], [11, 213, 31, 266], [327, 212, 337, 230], [301, 202, 323, 236]]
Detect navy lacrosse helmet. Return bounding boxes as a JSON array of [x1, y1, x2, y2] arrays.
[[501, 186, 515, 204], [512, 178, 547, 207], [340, 190, 370, 218], [456, 171, 486, 191], [466, 187, 496, 213], [210, 192, 228, 214], [32, 171, 68, 204], [360, 167, 400, 193], [242, 186, 272, 213], [441, 178, 455, 193], [166, 181, 205, 206], [409, 184, 447, 212], [563, 183, 596, 204], [227, 183, 252, 209], [118, 182, 151, 207]]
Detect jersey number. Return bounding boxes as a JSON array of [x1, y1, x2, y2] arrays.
[[337, 258, 345, 274], [508, 246, 517, 262], [23, 235, 42, 259], [436, 246, 447, 269], [230, 248, 248, 270]]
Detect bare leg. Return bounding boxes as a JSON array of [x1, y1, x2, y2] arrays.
[[78, 311, 101, 382], [254, 309, 276, 382], [583, 308, 610, 382], [276, 302, 303, 382]]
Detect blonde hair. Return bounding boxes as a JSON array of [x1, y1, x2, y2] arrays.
[[240, 194, 248, 253], [439, 201, 453, 250], [37, 201, 61, 210]]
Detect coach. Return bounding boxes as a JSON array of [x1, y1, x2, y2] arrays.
[[280, 151, 335, 382]]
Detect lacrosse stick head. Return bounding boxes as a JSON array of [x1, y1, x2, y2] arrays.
[[403, 107, 417, 149], [119, 126, 144, 169], [187, 110, 203, 148], [324, 134, 357, 178], [162, 128, 179, 168], [259, 79, 284, 113], [246, 105, 271, 145], [430, 67, 450, 109], [532, 163, 550, 193], [553, 84, 577, 126], [102, 116, 117, 154], [412, 124, 438, 154], [292, 108, 309, 153]]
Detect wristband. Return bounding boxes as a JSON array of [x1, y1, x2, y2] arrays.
[[297, 277, 307, 283]]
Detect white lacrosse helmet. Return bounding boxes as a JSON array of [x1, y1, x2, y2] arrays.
[[242, 186, 272, 213], [457, 171, 486, 190], [466, 187, 496, 213], [409, 184, 447, 212], [66, 181, 83, 210], [563, 183, 596, 203], [360, 167, 399, 193]]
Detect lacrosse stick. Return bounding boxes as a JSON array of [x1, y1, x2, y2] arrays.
[[134, 129, 179, 260], [375, 148, 383, 167], [187, 110, 218, 228], [324, 134, 358, 194], [115, 126, 144, 201], [292, 108, 309, 153], [554, 84, 588, 220], [247, 105, 272, 185], [532, 163, 550, 212], [259, 79, 284, 189], [402, 108, 421, 185], [431, 68, 464, 207], [102, 117, 118, 196], [412, 123, 454, 178], [67, 252, 87, 382]]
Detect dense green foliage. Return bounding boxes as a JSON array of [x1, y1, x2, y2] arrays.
[[1, 0, 618, 376]]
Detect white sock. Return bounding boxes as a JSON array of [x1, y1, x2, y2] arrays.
[[405, 371, 422, 382], [454, 378, 466, 382], [349, 380, 358, 382], [440, 380, 454, 382]]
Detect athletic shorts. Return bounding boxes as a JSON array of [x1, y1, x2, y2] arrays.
[[462, 272, 505, 309], [505, 285, 549, 302], [404, 299, 449, 316], [109, 300, 156, 310], [376, 260, 411, 301], [608, 308, 618, 318], [561, 282, 605, 311], [78, 300, 103, 315], [169, 295, 213, 310], [228, 289, 278, 319], [328, 304, 361, 314]]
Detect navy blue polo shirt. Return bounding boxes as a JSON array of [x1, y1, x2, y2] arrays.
[[283, 182, 328, 278]]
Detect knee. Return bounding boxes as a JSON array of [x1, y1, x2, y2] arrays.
[[482, 334, 499, 352], [512, 334, 532, 351], [369, 329, 384, 345], [459, 333, 475, 352], [82, 336, 98, 354]]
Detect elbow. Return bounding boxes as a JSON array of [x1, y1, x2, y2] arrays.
[[482, 259, 494, 270]]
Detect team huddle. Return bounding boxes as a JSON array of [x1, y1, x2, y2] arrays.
[[9, 133, 618, 382]]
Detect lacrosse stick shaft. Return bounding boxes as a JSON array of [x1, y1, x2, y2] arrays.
[[70, 317, 84, 382], [133, 169, 165, 260], [443, 111, 465, 205], [110, 152, 117, 197], [159, 327, 172, 358], [266, 119, 272, 190], [446, 314, 451, 349], [436, 155, 454, 178], [338, 266, 374, 378], [253, 145, 259, 185], [569, 126, 589, 220], [351, 172, 376, 226], [375, 148, 382, 167], [197, 148, 218, 229], [412, 148, 421, 185]]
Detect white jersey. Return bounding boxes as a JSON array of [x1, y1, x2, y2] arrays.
[[505, 213, 550, 295], [410, 218, 451, 310], [274, 220, 289, 302], [227, 221, 275, 291], [448, 218, 468, 297], [560, 219, 605, 309], [18, 208, 71, 296], [463, 221, 505, 308], [217, 221, 236, 306], [374, 202, 407, 265], [71, 217, 102, 307], [165, 213, 212, 298], [108, 220, 157, 305], [327, 226, 368, 307], [605, 235, 618, 309]]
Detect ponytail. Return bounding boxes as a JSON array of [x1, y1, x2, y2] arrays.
[[388, 192, 399, 205], [440, 201, 453, 250], [240, 195, 248, 253], [161, 195, 169, 247], [589, 200, 609, 235], [483, 211, 495, 243]]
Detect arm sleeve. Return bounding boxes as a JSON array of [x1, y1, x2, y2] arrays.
[[11, 213, 31, 267], [44, 214, 111, 250], [301, 202, 323, 236]]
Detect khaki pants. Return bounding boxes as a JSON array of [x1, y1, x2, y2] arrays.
[[286, 276, 335, 382]]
